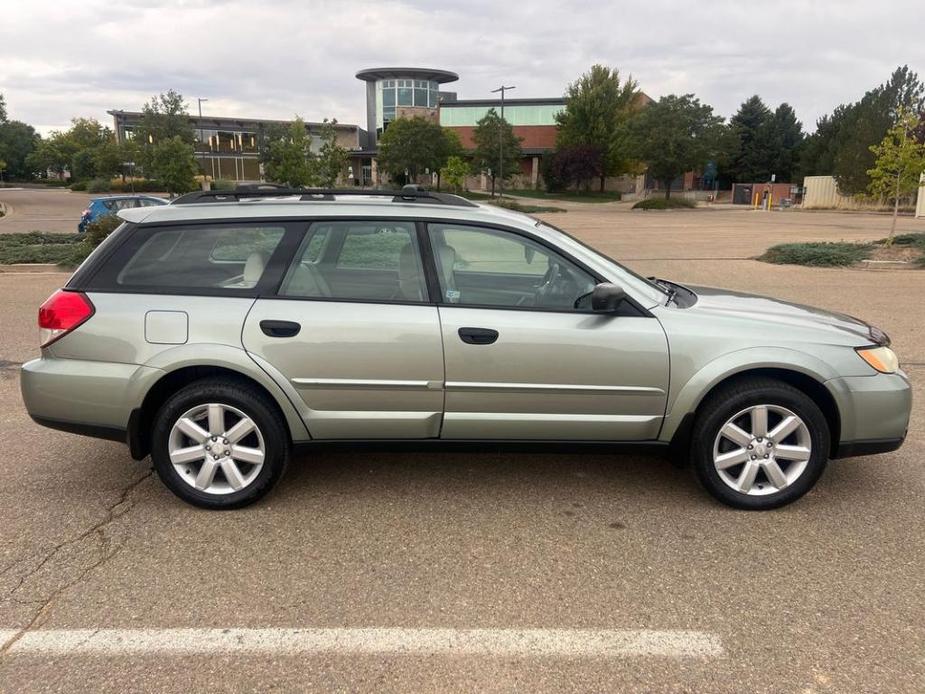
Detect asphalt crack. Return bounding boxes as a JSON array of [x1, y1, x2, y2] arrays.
[[0, 467, 153, 655]]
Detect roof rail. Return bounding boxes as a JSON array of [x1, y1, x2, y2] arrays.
[[171, 184, 477, 207]]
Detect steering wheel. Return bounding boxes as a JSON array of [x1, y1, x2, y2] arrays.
[[534, 262, 563, 304]]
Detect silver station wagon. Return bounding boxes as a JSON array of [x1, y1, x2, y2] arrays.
[[21, 186, 911, 509]]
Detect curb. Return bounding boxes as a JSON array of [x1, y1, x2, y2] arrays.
[[0, 264, 70, 273]]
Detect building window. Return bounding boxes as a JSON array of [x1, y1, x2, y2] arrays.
[[376, 77, 441, 131]]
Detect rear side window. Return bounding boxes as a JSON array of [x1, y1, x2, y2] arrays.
[[279, 220, 427, 302], [113, 224, 286, 291]]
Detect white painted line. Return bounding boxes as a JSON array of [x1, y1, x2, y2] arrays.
[[1, 628, 723, 658]]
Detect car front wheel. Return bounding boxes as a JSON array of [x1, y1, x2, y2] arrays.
[[150, 378, 289, 509], [691, 377, 830, 510]]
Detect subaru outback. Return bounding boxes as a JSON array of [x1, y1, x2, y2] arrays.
[[21, 187, 911, 510]]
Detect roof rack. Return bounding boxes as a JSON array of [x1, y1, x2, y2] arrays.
[[171, 183, 478, 208]]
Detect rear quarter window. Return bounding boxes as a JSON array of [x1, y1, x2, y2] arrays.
[[90, 223, 289, 293]]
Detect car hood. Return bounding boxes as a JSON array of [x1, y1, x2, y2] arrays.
[[684, 284, 882, 345]]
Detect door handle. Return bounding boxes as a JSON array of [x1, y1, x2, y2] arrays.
[[260, 320, 301, 338], [458, 327, 499, 345]]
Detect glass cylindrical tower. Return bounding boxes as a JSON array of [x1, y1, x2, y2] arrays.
[[356, 68, 459, 148]]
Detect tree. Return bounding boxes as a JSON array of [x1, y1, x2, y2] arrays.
[[315, 119, 348, 187], [0, 93, 7, 124], [377, 116, 454, 185], [556, 65, 640, 191], [93, 140, 126, 180], [134, 90, 195, 177], [0, 120, 39, 179], [440, 155, 469, 192], [135, 90, 194, 146], [471, 108, 523, 196], [263, 117, 316, 187], [766, 103, 805, 182], [727, 96, 774, 182], [148, 136, 198, 195], [543, 145, 605, 191], [25, 135, 71, 177], [628, 94, 724, 199], [833, 66, 925, 194], [867, 108, 925, 240], [798, 107, 849, 179]]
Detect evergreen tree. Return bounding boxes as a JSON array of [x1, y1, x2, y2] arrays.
[[766, 103, 804, 182], [833, 66, 924, 194], [727, 95, 774, 182]]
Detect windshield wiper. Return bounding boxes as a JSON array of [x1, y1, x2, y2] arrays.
[[647, 277, 678, 305]]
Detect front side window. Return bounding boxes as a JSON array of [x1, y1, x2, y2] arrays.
[[428, 224, 596, 311], [280, 221, 427, 303], [116, 224, 285, 290]]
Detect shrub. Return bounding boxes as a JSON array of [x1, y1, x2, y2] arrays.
[[69, 180, 87, 191], [211, 178, 236, 191], [633, 197, 697, 210], [0, 232, 88, 266], [883, 232, 925, 249], [109, 179, 164, 193], [759, 242, 872, 267], [489, 198, 566, 214], [83, 214, 123, 248], [86, 178, 112, 193]]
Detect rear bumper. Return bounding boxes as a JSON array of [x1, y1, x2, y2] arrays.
[[28, 414, 126, 443], [21, 357, 162, 435]]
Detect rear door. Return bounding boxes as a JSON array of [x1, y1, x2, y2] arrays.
[[242, 219, 445, 439]]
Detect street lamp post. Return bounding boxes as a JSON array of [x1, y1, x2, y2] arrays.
[[490, 84, 515, 198], [197, 97, 208, 184]]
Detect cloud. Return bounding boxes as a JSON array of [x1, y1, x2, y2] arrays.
[[1, 0, 922, 135]]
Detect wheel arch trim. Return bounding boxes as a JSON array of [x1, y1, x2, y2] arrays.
[[128, 345, 310, 460], [660, 347, 842, 446]]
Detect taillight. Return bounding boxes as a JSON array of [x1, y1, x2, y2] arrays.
[[38, 290, 95, 347], [81, 208, 90, 217]]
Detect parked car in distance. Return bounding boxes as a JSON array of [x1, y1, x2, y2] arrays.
[[78, 194, 167, 233], [25, 186, 911, 510]]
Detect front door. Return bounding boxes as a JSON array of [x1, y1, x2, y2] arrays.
[[427, 222, 669, 441], [242, 219, 444, 439]]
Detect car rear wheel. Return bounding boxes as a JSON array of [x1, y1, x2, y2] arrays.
[[691, 377, 830, 510], [150, 378, 289, 509]]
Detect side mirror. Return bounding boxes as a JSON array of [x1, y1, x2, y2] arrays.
[[591, 282, 626, 313]]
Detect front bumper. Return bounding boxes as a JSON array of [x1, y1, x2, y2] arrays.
[[827, 371, 911, 459]]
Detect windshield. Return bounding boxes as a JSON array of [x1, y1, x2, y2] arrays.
[[535, 222, 670, 298]]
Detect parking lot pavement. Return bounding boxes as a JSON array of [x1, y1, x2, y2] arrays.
[[538, 203, 925, 259], [0, 187, 94, 234], [1, 215, 924, 691]]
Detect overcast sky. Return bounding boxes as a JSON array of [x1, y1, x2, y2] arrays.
[[1, 0, 923, 136]]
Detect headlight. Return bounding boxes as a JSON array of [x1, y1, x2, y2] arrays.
[[856, 346, 899, 374]]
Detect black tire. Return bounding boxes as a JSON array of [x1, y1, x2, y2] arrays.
[[150, 378, 290, 509], [691, 377, 830, 510]]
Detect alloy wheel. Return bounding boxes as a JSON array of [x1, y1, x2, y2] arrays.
[[168, 403, 266, 495], [712, 404, 812, 496]]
